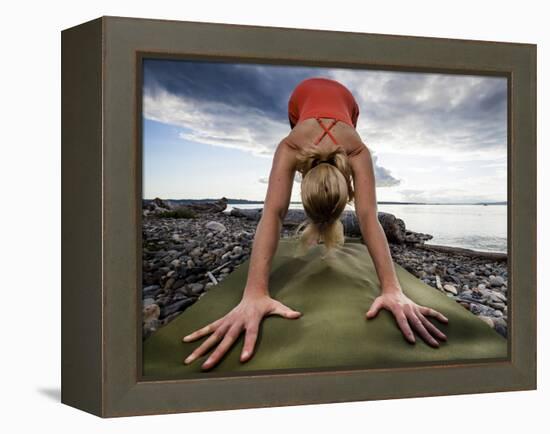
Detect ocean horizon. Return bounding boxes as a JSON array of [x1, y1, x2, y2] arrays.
[[223, 202, 507, 254]]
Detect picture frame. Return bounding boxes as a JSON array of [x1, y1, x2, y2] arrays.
[[61, 15, 537, 418]]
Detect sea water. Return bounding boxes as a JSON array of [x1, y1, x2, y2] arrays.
[[225, 203, 507, 253]]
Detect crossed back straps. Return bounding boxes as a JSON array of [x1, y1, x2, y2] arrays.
[[314, 117, 339, 145]]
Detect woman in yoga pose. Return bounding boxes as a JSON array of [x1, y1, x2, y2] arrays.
[[182, 77, 449, 370]]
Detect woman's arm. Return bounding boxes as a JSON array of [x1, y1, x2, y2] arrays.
[[243, 140, 298, 296], [348, 145, 448, 347], [182, 140, 302, 370]]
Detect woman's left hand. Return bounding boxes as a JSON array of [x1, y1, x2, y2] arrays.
[[366, 290, 449, 347]]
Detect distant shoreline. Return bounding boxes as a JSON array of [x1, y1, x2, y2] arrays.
[[144, 198, 507, 206]]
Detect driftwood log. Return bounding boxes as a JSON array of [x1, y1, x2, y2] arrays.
[[144, 197, 229, 215], [414, 243, 507, 262], [230, 207, 433, 245], [183, 197, 228, 213]]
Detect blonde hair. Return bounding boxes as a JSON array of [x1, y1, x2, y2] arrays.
[[292, 145, 355, 257]]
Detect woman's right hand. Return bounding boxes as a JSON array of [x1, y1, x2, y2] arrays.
[[182, 293, 302, 371]]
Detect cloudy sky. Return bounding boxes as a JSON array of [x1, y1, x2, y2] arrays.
[[142, 58, 507, 204]]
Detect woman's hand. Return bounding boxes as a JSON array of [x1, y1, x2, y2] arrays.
[[182, 293, 302, 370], [366, 289, 449, 347]]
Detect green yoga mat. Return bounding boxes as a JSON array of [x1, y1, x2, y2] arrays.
[[142, 238, 507, 378]]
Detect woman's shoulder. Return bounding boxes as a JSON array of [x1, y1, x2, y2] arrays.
[[338, 127, 368, 157]]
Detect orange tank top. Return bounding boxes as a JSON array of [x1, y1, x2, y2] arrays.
[[287, 77, 360, 146]]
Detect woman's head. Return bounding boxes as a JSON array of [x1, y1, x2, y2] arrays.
[[294, 145, 355, 256]]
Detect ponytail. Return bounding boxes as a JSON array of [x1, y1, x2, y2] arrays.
[[292, 145, 354, 257]]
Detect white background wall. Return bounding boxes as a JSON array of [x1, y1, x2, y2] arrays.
[[1, 1, 546, 431]]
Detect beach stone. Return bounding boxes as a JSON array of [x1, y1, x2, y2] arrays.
[[206, 221, 227, 233], [416, 270, 427, 279], [188, 283, 205, 295], [443, 284, 458, 295], [424, 264, 436, 274], [143, 319, 161, 338], [190, 247, 203, 257], [492, 292, 507, 302], [493, 318, 508, 337], [143, 298, 156, 307], [143, 304, 160, 322], [172, 292, 188, 301], [447, 275, 462, 286], [161, 299, 194, 318], [172, 279, 186, 290], [489, 275, 505, 287], [469, 302, 493, 316], [222, 251, 233, 260], [143, 285, 160, 297]]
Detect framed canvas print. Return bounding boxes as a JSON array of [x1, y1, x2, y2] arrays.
[[61, 16, 537, 417]]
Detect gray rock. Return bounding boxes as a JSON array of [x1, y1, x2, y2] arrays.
[[493, 317, 507, 337], [143, 285, 160, 297], [164, 277, 175, 290], [188, 283, 205, 295], [221, 251, 232, 260], [161, 299, 194, 318], [143, 303, 160, 322], [489, 275, 505, 287], [143, 298, 156, 307], [205, 221, 227, 233], [443, 284, 458, 295], [190, 246, 203, 257]]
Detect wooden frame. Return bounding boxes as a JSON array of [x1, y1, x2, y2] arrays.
[[61, 15, 537, 417]]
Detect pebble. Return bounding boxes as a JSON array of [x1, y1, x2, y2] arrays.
[[443, 284, 458, 295], [161, 299, 195, 318], [205, 221, 227, 233], [489, 275, 505, 287]]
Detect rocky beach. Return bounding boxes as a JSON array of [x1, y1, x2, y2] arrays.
[[142, 198, 508, 340]]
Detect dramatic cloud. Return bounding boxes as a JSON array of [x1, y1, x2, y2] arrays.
[[330, 68, 507, 160]]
